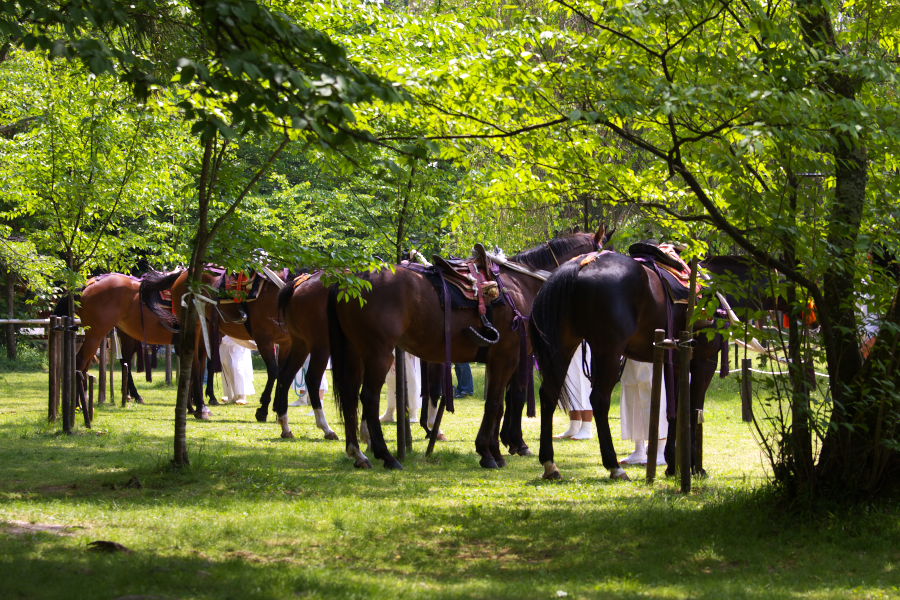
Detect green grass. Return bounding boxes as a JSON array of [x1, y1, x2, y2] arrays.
[[0, 364, 897, 599]]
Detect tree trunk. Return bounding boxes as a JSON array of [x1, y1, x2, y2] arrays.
[[173, 300, 197, 466]]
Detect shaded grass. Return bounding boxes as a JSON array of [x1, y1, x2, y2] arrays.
[[0, 366, 897, 599]]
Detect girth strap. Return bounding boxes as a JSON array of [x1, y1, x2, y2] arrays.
[[437, 271, 455, 413], [491, 264, 535, 417], [634, 257, 678, 419]]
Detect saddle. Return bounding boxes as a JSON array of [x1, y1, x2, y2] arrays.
[[628, 242, 699, 304], [218, 271, 262, 303], [158, 289, 175, 315], [431, 244, 500, 309], [399, 244, 502, 348]]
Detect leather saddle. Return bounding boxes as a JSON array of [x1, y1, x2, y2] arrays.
[[431, 244, 500, 306], [206, 267, 262, 304], [628, 242, 696, 304]]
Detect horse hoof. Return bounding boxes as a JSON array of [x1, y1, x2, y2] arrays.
[[665, 466, 677, 478], [208, 399, 220, 406], [610, 468, 630, 481], [479, 456, 499, 469], [324, 431, 339, 441], [281, 431, 294, 439], [493, 456, 507, 468], [195, 410, 211, 421], [135, 398, 145, 405], [384, 459, 403, 470], [354, 458, 373, 469], [254, 408, 267, 423], [542, 462, 562, 480], [517, 446, 533, 457], [693, 468, 709, 479]]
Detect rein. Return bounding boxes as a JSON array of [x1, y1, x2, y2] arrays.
[[546, 242, 561, 268]]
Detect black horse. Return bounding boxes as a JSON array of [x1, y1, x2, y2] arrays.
[[530, 250, 726, 480]]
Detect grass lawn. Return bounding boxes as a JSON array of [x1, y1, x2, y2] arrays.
[[0, 361, 897, 599]]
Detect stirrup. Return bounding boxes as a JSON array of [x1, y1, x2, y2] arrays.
[[466, 314, 500, 347]]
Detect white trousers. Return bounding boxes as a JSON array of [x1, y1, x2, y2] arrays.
[[219, 335, 256, 400], [382, 350, 422, 420], [620, 359, 668, 441], [563, 343, 592, 411]]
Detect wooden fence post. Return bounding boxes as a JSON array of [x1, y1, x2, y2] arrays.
[[165, 344, 173, 385], [98, 336, 107, 404], [48, 315, 60, 422], [109, 333, 116, 405], [62, 316, 75, 434], [741, 358, 753, 422], [88, 374, 95, 422], [121, 362, 129, 407], [395, 349, 408, 460], [676, 330, 693, 493]]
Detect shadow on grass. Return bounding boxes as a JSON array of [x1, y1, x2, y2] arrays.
[[1, 371, 897, 599]]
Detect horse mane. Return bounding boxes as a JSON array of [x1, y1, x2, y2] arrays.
[[509, 233, 594, 272], [139, 270, 184, 331]]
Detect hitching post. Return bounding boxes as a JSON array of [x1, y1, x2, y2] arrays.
[[395, 348, 407, 460], [62, 316, 75, 434], [48, 316, 60, 422], [741, 358, 753, 422], [165, 344, 173, 385], [98, 335, 107, 404]]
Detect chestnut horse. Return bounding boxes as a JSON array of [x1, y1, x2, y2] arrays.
[[56, 271, 210, 417], [142, 267, 339, 440], [266, 271, 337, 441], [530, 251, 726, 481], [327, 230, 607, 470]]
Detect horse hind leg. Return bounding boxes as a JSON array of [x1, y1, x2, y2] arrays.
[[266, 345, 306, 436], [360, 379, 402, 470], [590, 353, 628, 481], [538, 379, 563, 480], [305, 351, 338, 441], [255, 343, 278, 415], [192, 356, 211, 421], [500, 382, 531, 456]]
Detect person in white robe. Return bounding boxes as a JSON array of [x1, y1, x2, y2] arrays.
[[619, 359, 667, 465], [555, 343, 594, 440], [219, 335, 256, 405], [380, 349, 422, 423]]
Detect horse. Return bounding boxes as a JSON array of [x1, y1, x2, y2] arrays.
[[267, 270, 339, 441], [327, 229, 609, 470], [142, 267, 339, 440], [117, 328, 152, 404], [530, 250, 727, 481], [55, 271, 211, 418]]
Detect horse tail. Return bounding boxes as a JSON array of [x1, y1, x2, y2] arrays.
[[139, 270, 184, 331], [277, 279, 294, 318], [529, 260, 581, 412], [326, 285, 353, 425]]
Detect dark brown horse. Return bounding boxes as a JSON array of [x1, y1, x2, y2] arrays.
[[530, 250, 726, 481], [267, 271, 337, 440], [57, 271, 211, 417], [327, 230, 607, 470], [143, 267, 338, 439]]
